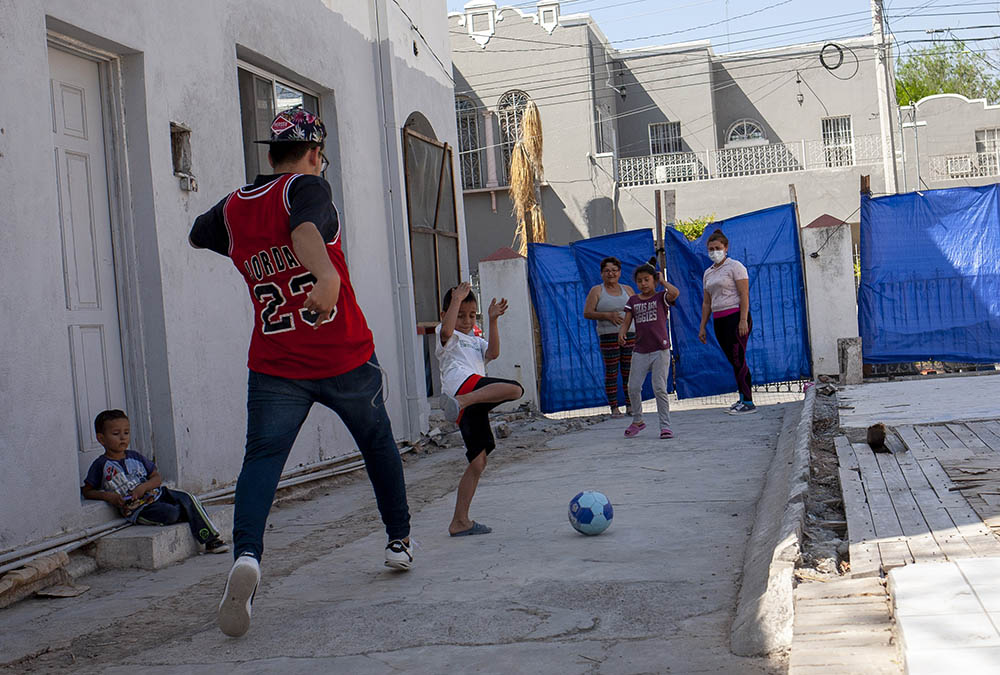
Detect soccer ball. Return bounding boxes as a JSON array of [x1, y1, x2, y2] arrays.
[[568, 491, 614, 536]]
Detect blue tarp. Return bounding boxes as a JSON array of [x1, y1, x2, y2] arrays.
[[526, 203, 811, 413], [527, 231, 657, 414], [664, 203, 812, 398], [859, 186, 1000, 363]]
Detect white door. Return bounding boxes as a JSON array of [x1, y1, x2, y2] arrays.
[[48, 46, 128, 478]]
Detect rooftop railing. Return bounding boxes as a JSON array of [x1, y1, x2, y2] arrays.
[[618, 134, 882, 188], [928, 150, 1000, 182]]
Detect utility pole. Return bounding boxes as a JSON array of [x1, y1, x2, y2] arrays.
[[872, 0, 899, 193]]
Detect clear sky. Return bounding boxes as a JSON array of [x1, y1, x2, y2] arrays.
[[445, 0, 1000, 62]]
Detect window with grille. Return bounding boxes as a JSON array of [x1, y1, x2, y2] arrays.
[[497, 90, 529, 186], [237, 63, 320, 182], [975, 128, 1000, 153], [821, 116, 854, 167], [973, 128, 1000, 176], [726, 119, 766, 146], [648, 122, 681, 155], [455, 97, 483, 190]]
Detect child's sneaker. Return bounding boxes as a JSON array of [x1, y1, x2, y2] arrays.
[[218, 553, 260, 637], [385, 539, 414, 570], [729, 400, 742, 411], [660, 428, 673, 439], [205, 537, 230, 554], [728, 401, 758, 415]]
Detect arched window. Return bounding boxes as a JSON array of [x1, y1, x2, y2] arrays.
[[455, 97, 483, 190], [497, 90, 529, 185], [726, 119, 766, 146]]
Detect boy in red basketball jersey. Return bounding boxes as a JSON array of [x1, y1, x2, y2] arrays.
[[189, 108, 412, 638]]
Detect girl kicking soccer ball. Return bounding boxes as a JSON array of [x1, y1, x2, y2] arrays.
[[618, 263, 680, 439]]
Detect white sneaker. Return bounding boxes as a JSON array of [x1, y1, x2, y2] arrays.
[[384, 539, 414, 570], [218, 554, 260, 637]]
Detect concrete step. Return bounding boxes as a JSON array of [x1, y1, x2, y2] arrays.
[[94, 505, 233, 570]]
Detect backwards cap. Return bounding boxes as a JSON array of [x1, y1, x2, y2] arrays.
[[254, 106, 327, 145]]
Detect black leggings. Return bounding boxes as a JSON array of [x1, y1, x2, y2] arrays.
[[713, 313, 753, 402]]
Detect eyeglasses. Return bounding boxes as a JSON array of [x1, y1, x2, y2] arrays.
[[320, 151, 329, 173]]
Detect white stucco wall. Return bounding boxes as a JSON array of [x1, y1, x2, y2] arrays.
[[477, 256, 540, 411], [801, 224, 859, 376], [0, 0, 460, 554]]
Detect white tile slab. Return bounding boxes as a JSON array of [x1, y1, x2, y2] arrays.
[[906, 646, 1000, 675], [890, 562, 982, 616], [897, 614, 1000, 651]]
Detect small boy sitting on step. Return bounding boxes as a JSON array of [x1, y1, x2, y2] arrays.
[[82, 409, 229, 554]]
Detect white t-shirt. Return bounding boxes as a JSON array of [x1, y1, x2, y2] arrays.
[[703, 257, 749, 313], [435, 324, 489, 396]]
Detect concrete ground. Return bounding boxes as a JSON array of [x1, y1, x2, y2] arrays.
[[1, 403, 792, 674], [838, 372, 1000, 429]]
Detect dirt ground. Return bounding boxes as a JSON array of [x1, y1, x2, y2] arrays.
[[796, 386, 850, 581]]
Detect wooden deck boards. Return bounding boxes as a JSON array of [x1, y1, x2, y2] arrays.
[[837, 420, 1000, 578]]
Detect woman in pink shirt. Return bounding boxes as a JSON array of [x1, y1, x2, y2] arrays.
[[698, 229, 756, 415]]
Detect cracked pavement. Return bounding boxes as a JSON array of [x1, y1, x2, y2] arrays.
[[1, 404, 790, 674]]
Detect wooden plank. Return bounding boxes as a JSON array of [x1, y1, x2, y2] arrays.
[[896, 425, 934, 460], [851, 443, 904, 539], [947, 423, 990, 451], [917, 459, 971, 507], [894, 450, 944, 508], [835, 438, 881, 578], [915, 424, 949, 451], [877, 539, 914, 571], [933, 424, 967, 450], [967, 421, 1000, 452], [835, 435, 859, 470], [919, 507, 977, 559], [874, 452, 945, 562]]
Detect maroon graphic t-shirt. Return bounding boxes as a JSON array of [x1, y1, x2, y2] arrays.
[[625, 290, 672, 354]]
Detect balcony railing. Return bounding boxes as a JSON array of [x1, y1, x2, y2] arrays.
[[928, 150, 1000, 182], [618, 134, 882, 188]]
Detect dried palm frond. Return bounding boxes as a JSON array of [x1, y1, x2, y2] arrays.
[[509, 142, 537, 255], [520, 101, 543, 179], [529, 203, 547, 244]]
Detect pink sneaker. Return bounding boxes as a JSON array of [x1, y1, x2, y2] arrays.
[[660, 428, 674, 439], [624, 422, 645, 438]]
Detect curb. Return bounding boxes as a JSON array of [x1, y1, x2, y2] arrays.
[[731, 387, 815, 656]]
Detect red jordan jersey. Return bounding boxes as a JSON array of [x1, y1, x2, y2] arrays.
[[223, 174, 374, 378]]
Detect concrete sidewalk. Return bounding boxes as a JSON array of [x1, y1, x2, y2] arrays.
[[1, 403, 792, 674]]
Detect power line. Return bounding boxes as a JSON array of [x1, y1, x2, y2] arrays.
[[453, 17, 877, 102], [454, 38, 880, 115], [389, 0, 455, 83]]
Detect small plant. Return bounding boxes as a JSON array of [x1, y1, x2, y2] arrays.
[[674, 214, 715, 241]]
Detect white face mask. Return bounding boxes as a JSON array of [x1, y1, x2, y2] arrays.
[[708, 249, 726, 264]]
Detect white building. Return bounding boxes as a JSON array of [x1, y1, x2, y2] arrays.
[[0, 1, 465, 556]]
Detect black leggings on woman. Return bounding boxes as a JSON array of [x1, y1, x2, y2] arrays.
[[713, 312, 753, 403]]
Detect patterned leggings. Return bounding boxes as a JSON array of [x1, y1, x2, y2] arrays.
[[598, 332, 635, 408]]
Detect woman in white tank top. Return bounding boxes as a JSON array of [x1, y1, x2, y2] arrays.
[[584, 256, 636, 417]]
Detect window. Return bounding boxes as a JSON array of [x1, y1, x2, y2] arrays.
[[402, 128, 460, 327], [237, 64, 320, 181], [471, 12, 491, 32], [649, 121, 681, 155], [497, 90, 529, 185], [455, 97, 483, 190], [975, 128, 1000, 153], [821, 116, 854, 167], [596, 107, 615, 154], [726, 119, 766, 146]]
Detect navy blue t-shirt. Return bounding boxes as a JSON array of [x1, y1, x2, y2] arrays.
[[84, 451, 162, 521]]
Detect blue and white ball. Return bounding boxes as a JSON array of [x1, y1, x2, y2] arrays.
[[568, 491, 614, 536]]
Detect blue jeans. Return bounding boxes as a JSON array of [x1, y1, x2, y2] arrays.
[[232, 355, 411, 560]]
